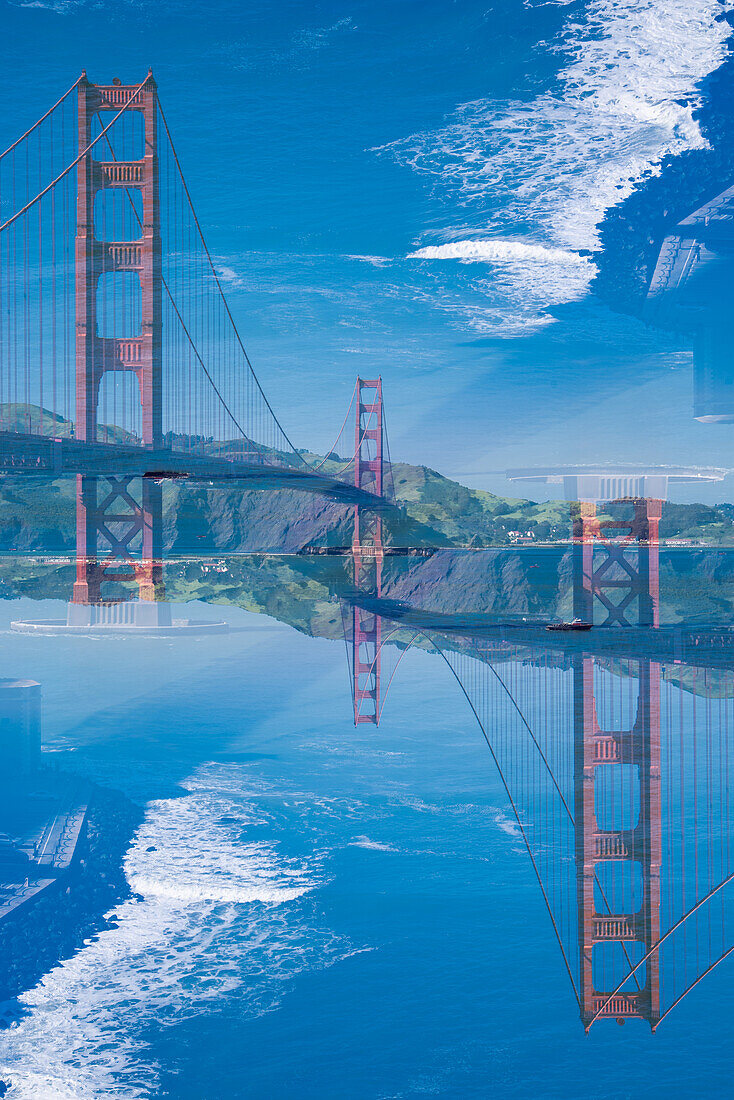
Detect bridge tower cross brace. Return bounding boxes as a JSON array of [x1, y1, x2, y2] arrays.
[[351, 378, 383, 724], [73, 72, 163, 606], [571, 497, 661, 627]]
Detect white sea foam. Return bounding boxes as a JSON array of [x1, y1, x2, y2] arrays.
[[407, 240, 588, 266], [129, 876, 310, 905], [0, 764, 346, 1100], [349, 836, 398, 852], [347, 254, 393, 267], [492, 810, 523, 840], [406, 239, 596, 329], [380, 0, 734, 332]]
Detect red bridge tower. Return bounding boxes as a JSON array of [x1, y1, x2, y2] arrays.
[[351, 378, 384, 724], [72, 72, 164, 615], [504, 465, 728, 1028], [570, 488, 662, 1028]]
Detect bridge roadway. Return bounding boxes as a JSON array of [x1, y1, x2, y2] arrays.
[[350, 594, 734, 670], [0, 431, 391, 510]]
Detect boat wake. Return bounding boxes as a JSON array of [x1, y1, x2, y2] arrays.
[[0, 764, 347, 1100]]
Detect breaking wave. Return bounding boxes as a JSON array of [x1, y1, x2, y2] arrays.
[[407, 240, 589, 266], [380, 0, 734, 332], [0, 765, 346, 1100], [349, 836, 399, 852]]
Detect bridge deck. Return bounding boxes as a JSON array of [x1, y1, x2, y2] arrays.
[[352, 594, 734, 670], [0, 431, 391, 510]]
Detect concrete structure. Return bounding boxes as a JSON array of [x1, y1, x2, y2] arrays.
[[0, 679, 41, 775], [646, 183, 734, 421], [11, 599, 228, 635], [506, 465, 727, 503]]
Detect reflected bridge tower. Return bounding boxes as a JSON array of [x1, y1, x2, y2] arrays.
[[504, 464, 733, 1028], [571, 495, 661, 628], [504, 467, 668, 1028], [574, 655, 662, 1028], [568, 475, 662, 1027]]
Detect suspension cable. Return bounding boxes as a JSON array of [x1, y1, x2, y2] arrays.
[[434, 636, 582, 1007], [156, 94, 306, 463], [308, 380, 359, 472], [347, 617, 582, 998], [364, 617, 644, 996], [98, 128, 256, 448], [313, 399, 379, 479], [0, 73, 83, 162], [586, 870, 734, 1030], [0, 74, 149, 234]]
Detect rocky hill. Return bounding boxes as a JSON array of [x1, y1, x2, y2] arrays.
[[2, 458, 734, 553]]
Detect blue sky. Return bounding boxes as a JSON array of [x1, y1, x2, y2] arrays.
[[2, 0, 734, 501]]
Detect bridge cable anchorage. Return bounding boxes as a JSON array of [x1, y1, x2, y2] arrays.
[[0, 74, 150, 234], [155, 94, 305, 464], [0, 74, 84, 162]]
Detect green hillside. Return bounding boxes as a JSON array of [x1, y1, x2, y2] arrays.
[[1, 405, 733, 550]]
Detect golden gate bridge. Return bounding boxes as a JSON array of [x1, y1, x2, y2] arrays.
[[2, 71, 734, 1034], [0, 71, 391, 637]]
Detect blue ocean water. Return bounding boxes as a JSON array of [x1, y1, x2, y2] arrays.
[[1, 0, 734, 1093], [0, 598, 731, 1098]]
